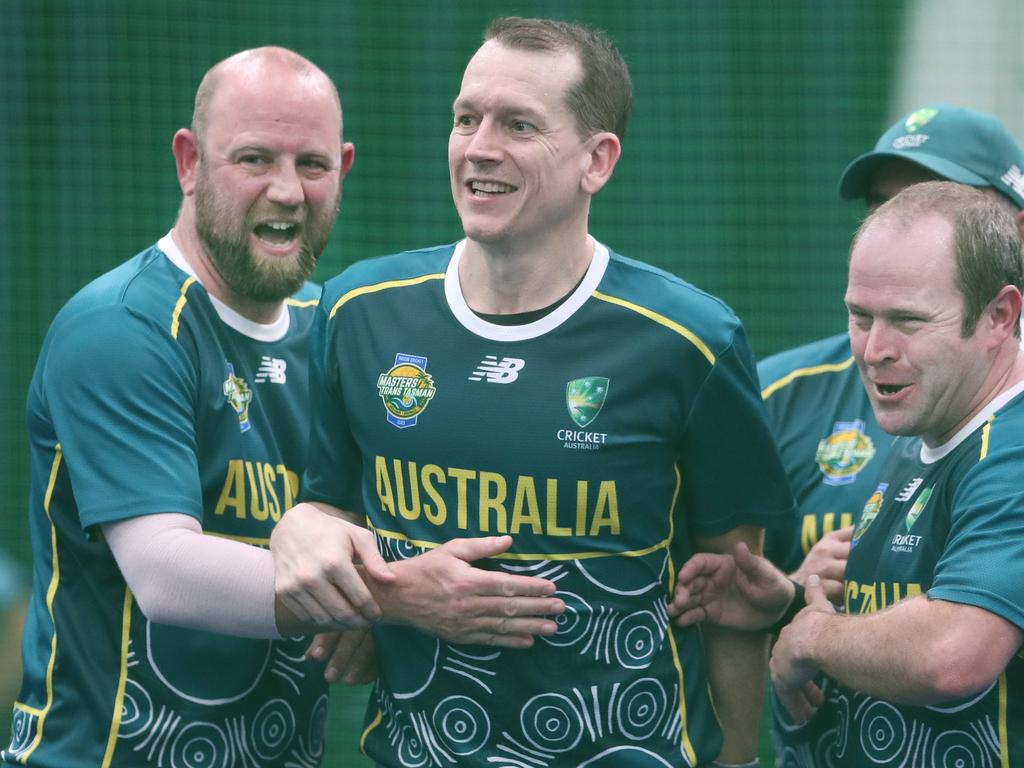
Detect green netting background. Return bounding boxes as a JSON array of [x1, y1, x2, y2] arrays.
[[0, 0, 941, 762]]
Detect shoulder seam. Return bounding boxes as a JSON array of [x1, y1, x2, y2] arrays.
[[592, 290, 716, 365], [170, 277, 198, 339], [761, 356, 856, 400], [329, 273, 445, 319]]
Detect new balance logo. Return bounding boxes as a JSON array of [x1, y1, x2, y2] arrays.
[[468, 356, 526, 383], [1001, 164, 1024, 198], [255, 356, 287, 384], [895, 477, 923, 503]]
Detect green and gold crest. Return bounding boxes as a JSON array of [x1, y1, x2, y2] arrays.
[[905, 486, 933, 531], [904, 107, 938, 133], [566, 377, 609, 428]]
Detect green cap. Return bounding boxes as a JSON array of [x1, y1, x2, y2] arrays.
[[839, 104, 1024, 209]]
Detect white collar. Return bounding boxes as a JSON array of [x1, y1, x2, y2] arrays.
[[444, 237, 609, 341], [920, 378, 1024, 463], [158, 231, 290, 342]]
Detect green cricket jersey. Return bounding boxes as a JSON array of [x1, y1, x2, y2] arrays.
[[305, 240, 795, 767], [5, 235, 327, 767], [833, 382, 1024, 767]]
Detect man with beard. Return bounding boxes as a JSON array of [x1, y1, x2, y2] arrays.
[[4, 47, 562, 768]]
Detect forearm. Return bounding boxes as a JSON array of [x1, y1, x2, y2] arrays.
[[800, 596, 1020, 704], [703, 623, 768, 761]]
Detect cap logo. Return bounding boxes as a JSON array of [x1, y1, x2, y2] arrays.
[[904, 107, 938, 132], [1001, 165, 1024, 199]]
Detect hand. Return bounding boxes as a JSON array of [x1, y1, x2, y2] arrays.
[[668, 541, 793, 630], [271, 502, 395, 632], [307, 630, 377, 685], [770, 575, 834, 723], [790, 525, 853, 604], [377, 535, 565, 648]]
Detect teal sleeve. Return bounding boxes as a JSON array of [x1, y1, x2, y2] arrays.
[[42, 306, 203, 528], [929, 445, 1024, 629]]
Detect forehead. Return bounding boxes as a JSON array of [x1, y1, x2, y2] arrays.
[[846, 214, 958, 305], [205, 67, 341, 152], [455, 40, 581, 112]]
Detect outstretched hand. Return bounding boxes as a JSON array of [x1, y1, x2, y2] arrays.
[[770, 574, 834, 723], [378, 535, 566, 648], [790, 525, 853, 604], [668, 541, 794, 630]]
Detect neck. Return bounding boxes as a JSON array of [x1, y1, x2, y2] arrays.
[[171, 211, 285, 325], [459, 230, 593, 315]]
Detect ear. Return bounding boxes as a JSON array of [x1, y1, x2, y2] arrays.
[[339, 141, 355, 181], [580, 132, 621, 196], [172, 128, 201, 196], [984, 284, 1022, 346]]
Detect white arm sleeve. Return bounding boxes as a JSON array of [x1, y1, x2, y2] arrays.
[[102, 513, 281, 639]]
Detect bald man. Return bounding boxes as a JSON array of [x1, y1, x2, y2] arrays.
[[3, 47, 560, 767]]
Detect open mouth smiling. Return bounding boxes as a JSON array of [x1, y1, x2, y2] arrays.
[[469, 181, 517, 196]]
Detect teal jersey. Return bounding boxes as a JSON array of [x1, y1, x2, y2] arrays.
[[836, 383, 1024, 766], [758, 334, 892, 767], [305, 240, 795, 767], [5, 236, 327, 767]]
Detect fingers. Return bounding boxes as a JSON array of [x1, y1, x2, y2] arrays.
[[440, 535, 515, 564], [441, 616, 562, 648], [821, 578, 845, 604], [778, 680, 822, 725], [351, 527, 396, 584], [834, 525, 855, 542], [804, 574, 833, 611]]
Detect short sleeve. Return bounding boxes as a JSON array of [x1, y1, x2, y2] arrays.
[[678, 326, 796, 536], [42, 306, 202, 528], [929, 446, 1024, 629]]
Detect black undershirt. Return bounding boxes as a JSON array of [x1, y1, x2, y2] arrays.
[[470, 274, 584, 326]]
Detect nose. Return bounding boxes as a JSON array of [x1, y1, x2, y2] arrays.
[[859, 322, 898, 366], [266, 162, 304, 207], [464, 119, 502, 164]]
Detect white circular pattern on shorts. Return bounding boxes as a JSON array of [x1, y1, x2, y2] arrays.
[[814, 726, 841, 768], [9, 709, 32, 753], [930, 730, 985, 768], [540, 591, 592, 648], [396, 723, 429, 767], [250, 698, 295, 762], [169, 722, 228, 768], [616, 677, 667, 740], [520, 692, 584, 753], [308, 694, 328, 758], [614, 610, 663, 669], [117, 679, 154, 739], [858, 700, 906, 764], [834, 694, 851, 760], [432, 695, 490, 756]]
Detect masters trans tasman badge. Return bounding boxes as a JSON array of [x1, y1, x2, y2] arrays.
[[377, 353, 437, 429], [223, 362, 253, 433], [815, 420, 876, 486]]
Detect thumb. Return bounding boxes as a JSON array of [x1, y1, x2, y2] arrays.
[[805, 574, 829, 607], [352, 529, 395, 583], [444, 535, 514, 563]]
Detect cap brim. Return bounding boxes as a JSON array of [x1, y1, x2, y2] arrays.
[[838, 150, 990, 200]]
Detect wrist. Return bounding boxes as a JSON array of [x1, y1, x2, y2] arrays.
[[767, 580, 804, 635]]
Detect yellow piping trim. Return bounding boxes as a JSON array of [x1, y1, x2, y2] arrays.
[[999, 671, 1009, 768], [329, 274, 445, 319], [20, 445, 65, 764], [592, 291, 715, 365], [761, 356, 856, 400], [101, 590, 133, 768], [12, 702, 44, 718], [170, 277, 197, 339], [360, 708, 384, 753], [286, 297, 319, 308], [980, 416, 994, 460]]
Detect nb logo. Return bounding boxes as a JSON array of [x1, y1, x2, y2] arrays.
[[468, 356, 526, 383], [895, 477, 923, 503], [1001, 164, 1024, 198], [255, 356, 287, 384]]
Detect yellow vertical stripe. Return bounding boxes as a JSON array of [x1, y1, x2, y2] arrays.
[[663, 466, 697, 764], [980, 416, 994, 460], [360, 709, 384, 754], [999, 671, 1009, 768], [20, 445, 64, 764], [101, 589, 134, 768], [170, 276, 196, 339]]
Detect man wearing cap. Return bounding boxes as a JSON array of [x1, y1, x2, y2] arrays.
[[755, 105, 1024, 765]]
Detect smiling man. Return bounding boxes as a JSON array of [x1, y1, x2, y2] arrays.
[[271, 16, 794, 768]]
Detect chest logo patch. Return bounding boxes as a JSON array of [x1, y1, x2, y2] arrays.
[[851, 482, 888, 548], [815, 420, 876, 486], [566, 377, 609, 428], [223, 362, 253, 433], [904, 486, 933, 531], [377, 353, 437, 429]]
